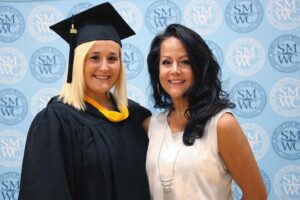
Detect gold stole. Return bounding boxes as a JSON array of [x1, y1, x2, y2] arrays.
[[85, 96, 129, 122]]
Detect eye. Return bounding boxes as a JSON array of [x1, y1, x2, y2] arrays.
[[107, 55, 119, 64], [181, 59, 190, 65], [89, 55, 99, 61], [161, 59, 171, 66]]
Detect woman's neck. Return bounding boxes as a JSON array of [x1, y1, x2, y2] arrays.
[[167, 98, 189, 133], [86, 93, 115, 110], [171, 97, 189, 115]]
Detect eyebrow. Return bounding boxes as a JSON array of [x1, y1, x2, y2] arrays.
[[90, 51, 118, 55], [160, 55, 188, 59]]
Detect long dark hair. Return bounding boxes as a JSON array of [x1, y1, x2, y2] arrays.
[[147, 24, 235, 145]]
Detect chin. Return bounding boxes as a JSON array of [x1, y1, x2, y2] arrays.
[[169, 93, 184, 99]]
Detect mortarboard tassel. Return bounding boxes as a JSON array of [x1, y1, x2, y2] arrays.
[[67, 18, 77, 83]]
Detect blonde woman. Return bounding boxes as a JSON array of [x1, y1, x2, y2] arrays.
[[19, 3, 151, 200]]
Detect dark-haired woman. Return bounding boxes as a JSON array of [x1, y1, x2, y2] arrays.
[[145, 24, 267, 200]]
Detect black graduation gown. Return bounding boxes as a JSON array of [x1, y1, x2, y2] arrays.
[[18, 97, 151, 200]]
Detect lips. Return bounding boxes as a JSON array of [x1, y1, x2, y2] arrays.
[[168, 79, 185, 84], [93, 75, 111, 80]]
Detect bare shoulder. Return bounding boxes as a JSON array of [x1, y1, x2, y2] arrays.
[[217, 112, 247, 152], [217, 112, 268, 200], [217, 112, 241, 136]]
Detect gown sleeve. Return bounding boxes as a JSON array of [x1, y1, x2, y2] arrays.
[[19, 106, 79, 200], [128, 99, 152, 122]]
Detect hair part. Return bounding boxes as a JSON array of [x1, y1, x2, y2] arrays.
[[59, 40, 127, 110], [147, 24, 234, 145]]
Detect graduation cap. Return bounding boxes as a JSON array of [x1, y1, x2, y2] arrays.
[[49, 2, 135, 83]]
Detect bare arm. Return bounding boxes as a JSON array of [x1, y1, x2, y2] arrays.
[[142, 116, 151, 134], [217, 113, 267, 200]]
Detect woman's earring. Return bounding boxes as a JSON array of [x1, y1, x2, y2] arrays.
[[157, 82, 161, 96]]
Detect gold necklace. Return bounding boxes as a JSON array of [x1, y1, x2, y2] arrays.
[[157, 111, 184, 200]]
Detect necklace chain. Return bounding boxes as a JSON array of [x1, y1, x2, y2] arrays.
[[157, 112, 184, 198]]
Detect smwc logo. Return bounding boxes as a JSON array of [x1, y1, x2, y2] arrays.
[[0, 130, 25, 168], [274, 165, 300, 200], [27, 5, 63, 42], [114, 2, 142, 33], [122, 43, 143, 80], [272, 121, 300, 160], [230, 81, 266, 118], [0, 47, 27, 85], [30, 47, 65, 83], [145, 0, 181, 34], [269, 34, 300, 73], [0, 6, 25, 42], [184, 0, 222, 35], [225, 0, 263, 33], [0, 172, 20, 200], [267, 0, 300, 30], [270, 78, 300, 117], [227, 38, 264, 76], [0, 89, 28, 125]]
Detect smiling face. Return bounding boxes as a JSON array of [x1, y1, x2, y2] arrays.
[[84, 40, 121, 101], [159, 37, 194, 101]]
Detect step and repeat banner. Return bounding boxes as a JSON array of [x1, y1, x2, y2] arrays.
[[0, 0, 299, 199]]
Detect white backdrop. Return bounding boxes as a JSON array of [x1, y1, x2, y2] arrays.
[[0, 0, 299, 199]]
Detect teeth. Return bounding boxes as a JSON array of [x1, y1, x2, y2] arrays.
[[169, 80, 184, 83], [94, 75, 110, 79]]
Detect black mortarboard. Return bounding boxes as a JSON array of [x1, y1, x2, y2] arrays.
[[49, 2, 135, 83]]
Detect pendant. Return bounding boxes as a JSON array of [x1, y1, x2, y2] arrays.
[[163, 189, 173, 200], [160, 176, 174, 200]]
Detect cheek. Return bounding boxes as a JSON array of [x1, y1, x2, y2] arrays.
[[112, 64, 121, 79], [83, 67, 90, 79], [159, 73, 165, 86], [158, 68, 167, 82]]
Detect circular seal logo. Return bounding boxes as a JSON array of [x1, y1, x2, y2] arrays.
[[241, 123, 269, 160], [270, 77, 300, 117], [261, 169, 271, 194], [145, 0, 181, 34], [267, 0, 300, 30], [268, 34, 300, 73], [184, 0, 222, 36], [0, 6, 25, 42], [0, 172, 20, 200], [122, 43, 144, 80], [232, 168, 271, 199], [274, 165, 300, 200], [31, 87, 59, 116], [27, 5, 63, 42], [227, 38, 265, 76], [114, 1, 143, 33], [272, 121, 300, 160], [230, 81, 267, 118], [30, 46, 66, 83], [67, 2, 94, 17], [0, 130, 25, 168], [205, 40, 224, 66], [225, 0, 263, 33], [127, 84, 147, 107], [0, 88, 28, 125], [0, 47, 27, 85]]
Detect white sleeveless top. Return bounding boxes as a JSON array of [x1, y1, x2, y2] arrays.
[[146, 109, 233, 200]]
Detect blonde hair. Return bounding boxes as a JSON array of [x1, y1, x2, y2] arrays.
[[59, 41, 128, 110]]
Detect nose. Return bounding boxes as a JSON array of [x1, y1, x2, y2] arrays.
[[98, 59, 109, 71], [170, 62, 181, 74]]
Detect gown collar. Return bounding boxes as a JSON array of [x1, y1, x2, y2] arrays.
[[84, 95, 129, 122]]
